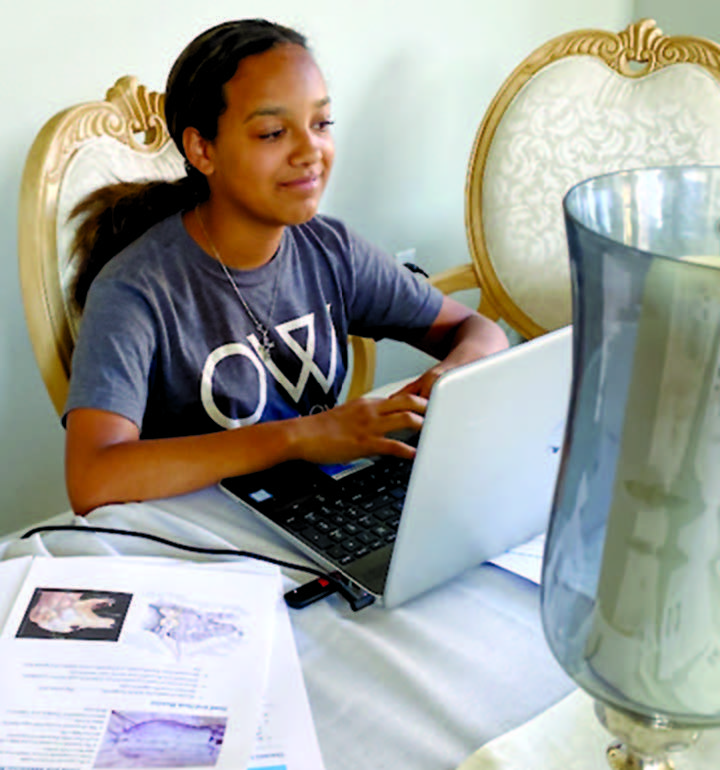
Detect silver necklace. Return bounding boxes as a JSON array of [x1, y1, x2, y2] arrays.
[[195, 207, 280, 361]]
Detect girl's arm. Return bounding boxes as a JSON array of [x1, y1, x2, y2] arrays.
[[66, 392, 426, 515], [399, 295, 510, 398]]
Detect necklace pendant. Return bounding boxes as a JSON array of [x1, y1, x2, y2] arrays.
[[195, 209, 282, 365], [260, 335, 275, 361]]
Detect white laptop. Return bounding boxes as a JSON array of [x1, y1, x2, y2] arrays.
[[221, 325, 572, 608]]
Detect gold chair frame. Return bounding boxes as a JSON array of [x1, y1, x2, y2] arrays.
[[463, 18, 720, 339], [18, 76, 376, 416]]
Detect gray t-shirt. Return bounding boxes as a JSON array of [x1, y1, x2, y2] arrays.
[[65, 212, 443, 438]]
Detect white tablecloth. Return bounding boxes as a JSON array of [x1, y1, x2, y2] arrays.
[[0, 486, 574, 769]]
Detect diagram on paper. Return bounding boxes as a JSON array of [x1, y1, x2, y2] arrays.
[[93, 710, 227, 768], [142, 600, 246, 658]]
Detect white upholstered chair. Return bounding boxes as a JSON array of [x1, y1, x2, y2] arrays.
[[18, 76, 376, 416], [457, 18, 720, 339]]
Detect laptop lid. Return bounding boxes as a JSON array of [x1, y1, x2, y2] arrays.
[[382, 324, 572, 607]]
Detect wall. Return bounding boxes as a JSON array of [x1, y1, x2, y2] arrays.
[[634, 1, 720, 39], [0, 0, 630, 535]]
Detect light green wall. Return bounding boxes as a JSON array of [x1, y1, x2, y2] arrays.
[[0, 0, 631, 534], [634, 1, 720, 39]]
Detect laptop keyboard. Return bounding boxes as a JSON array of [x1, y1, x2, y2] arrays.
[[272, 456, 412, 566]]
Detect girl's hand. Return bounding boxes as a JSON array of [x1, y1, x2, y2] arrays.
[[393, 366, 447, 400], [291, 393, 427, 465]]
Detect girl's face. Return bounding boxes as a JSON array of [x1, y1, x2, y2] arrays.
[[194, 43, 335, 230]]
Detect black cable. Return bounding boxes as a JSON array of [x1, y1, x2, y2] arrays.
[[20, 523, 329, 579], [20, 523, 376, 611]]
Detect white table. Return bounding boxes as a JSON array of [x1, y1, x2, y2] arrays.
[[0, 485, 574, 769]]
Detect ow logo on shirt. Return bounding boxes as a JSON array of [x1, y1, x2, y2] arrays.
[[200, 310, 339, 429]]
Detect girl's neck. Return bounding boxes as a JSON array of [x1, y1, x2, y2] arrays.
[[186, 202, 285, 270]]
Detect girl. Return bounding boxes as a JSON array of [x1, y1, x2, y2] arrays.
[[65, 19, 508, 515]]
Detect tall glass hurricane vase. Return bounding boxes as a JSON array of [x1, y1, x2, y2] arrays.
[[541, 166, 720, 770]]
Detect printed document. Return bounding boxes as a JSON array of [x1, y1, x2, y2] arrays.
[[0, 555, 324, 770]]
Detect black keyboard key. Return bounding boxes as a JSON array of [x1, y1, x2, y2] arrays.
[[285, 500, 309, 515], [360, 493, 395, 512], [284, 515, 305, 531], [301, 528, 331, 549], [328, 528, 345, 542], [374, 506, 397, 521]]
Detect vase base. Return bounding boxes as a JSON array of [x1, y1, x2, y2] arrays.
[[595, 701, 699, 770], [607, 741, 675, 770]]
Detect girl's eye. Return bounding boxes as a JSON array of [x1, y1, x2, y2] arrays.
[[258, 128, 285, 141], [316, 119, 335, 131]]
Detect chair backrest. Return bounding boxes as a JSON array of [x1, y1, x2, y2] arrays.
[[18, 76, 375, 416], [464, 18, 720, 339]]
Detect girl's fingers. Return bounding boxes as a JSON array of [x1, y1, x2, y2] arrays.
[[378, 392, 428, 416], [376, 410, 424, 436], [372, 437, 418, 460]]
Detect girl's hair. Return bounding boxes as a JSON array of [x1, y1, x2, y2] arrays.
[[72, 19, 308, 307]]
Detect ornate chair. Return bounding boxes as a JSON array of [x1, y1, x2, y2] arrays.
[[18, 77, 376, 416], [454, 18, 720, 339]]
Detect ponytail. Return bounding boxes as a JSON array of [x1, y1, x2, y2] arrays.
[[71, 172, 205, 308]]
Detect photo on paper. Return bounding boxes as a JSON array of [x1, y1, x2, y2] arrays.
[[93, 710, 227, 768], [16, 588, 132, 641]]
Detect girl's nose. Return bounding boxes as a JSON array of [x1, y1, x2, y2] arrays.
[[290, 130, 322, 165]]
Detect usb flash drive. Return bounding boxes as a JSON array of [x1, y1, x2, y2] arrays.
[[284, 577, 338, 609]]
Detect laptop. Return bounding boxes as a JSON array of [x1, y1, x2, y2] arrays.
[[220, 324, 573, 607]]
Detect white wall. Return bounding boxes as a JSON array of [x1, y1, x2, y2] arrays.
[[0, 0, 630, 535]]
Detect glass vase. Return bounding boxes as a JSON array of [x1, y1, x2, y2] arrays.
[[541, 165, 720, 769]]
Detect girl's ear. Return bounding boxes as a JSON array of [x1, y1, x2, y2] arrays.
[[183, 127, 214, 176]]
